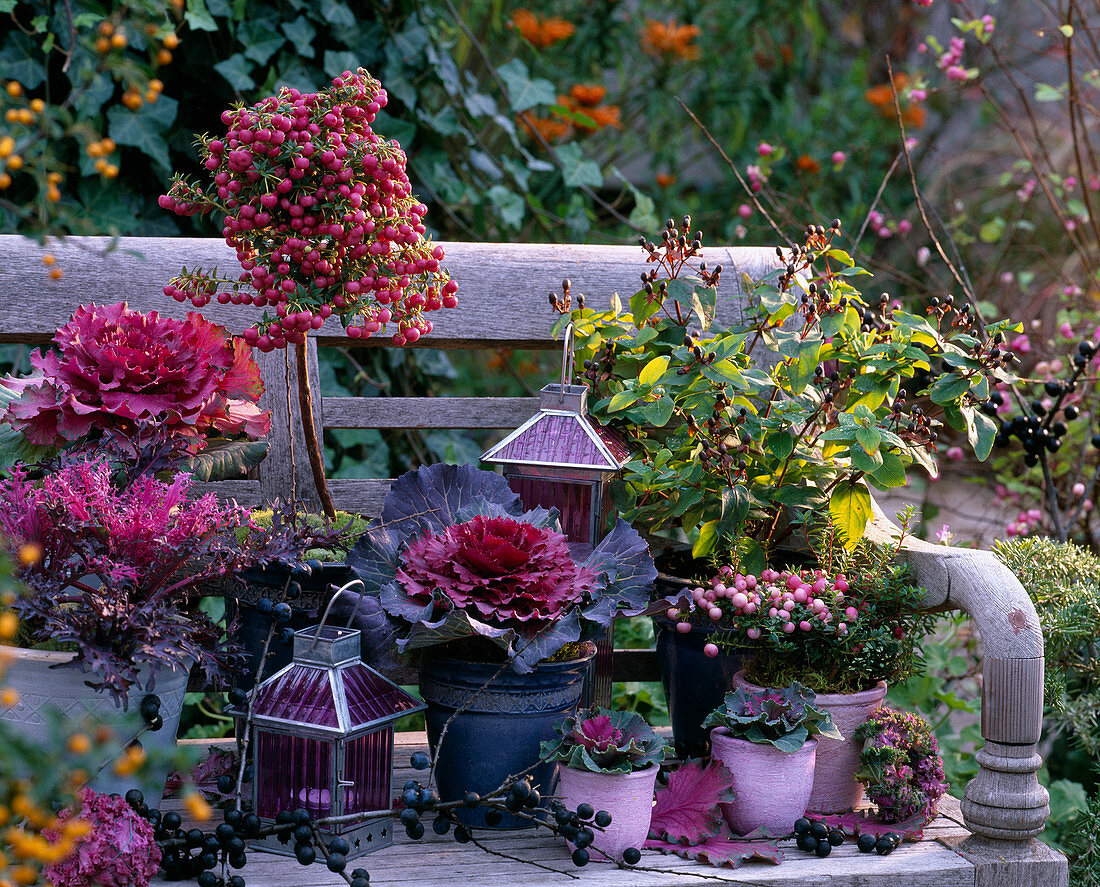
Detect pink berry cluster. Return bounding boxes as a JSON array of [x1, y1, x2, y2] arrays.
[[665, 565, 865, 658], [159, 68, 456, 350]]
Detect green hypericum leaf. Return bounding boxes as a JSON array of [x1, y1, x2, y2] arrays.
[[853, 425, 882, 456], [693, 519, 719, 558], [666, 277, 716, 328], [784, 338, 821, 396], [869, 451, 907, 488], [825, 248, 855, 267], [608, 390, 638, 412], [645, 396, 674, 427], [497, 58, 556, 112], [929, 372, 973, 404], [640, 355, 670, 386], [828, 483, 872, 549], [766, 430, 794, 462], [968, 407, 998, 461], [718, 485, 750, 534], [849, 445, 883, 475], [629, 288, 661, 328]]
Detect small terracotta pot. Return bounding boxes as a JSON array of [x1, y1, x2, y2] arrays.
[[556, 763, 659, 862], [733, 672, 887, 814], [708, 728, 817, 836]]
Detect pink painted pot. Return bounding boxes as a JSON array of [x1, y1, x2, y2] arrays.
[[708, 728, 817, 836], [556, 763, 659, 863], [733, 672, 887, 814]]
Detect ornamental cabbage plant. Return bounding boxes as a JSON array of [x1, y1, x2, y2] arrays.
[[541, 706, 669, 774], [345, 463, 657, 672], [702, 682, 843, 752], [0, 302, 269, 480]]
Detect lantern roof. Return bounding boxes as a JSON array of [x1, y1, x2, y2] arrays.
[[481, 384, 629, 473], [244, 625, 425, 737]]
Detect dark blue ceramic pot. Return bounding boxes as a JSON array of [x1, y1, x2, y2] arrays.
[[419, 646, 594, 828], [654, 616, 751, 758]]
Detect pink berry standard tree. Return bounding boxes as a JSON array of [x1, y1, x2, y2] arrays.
[[160, 68, 456, 517]]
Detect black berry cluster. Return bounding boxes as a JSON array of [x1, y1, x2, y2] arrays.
[[792, 817, 844, 857]]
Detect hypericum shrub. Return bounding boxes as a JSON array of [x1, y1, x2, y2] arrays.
[[555, 218, 1020, 566], [160, 68, 456, 350]]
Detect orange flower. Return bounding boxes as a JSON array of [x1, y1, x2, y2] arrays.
[[796, 154, 821, 174], [642, 17, 701, 61], [864, 83, 893, 108], [902, 104, 927, 129], [656, 172, 677, 188], [517, 112, 570, 143], [570, 84, 607, 107], [587, 105, 622, 129], [511, 8, 576, 48]]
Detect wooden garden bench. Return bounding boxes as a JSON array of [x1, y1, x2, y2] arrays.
[[0, 234, 1067, 886]]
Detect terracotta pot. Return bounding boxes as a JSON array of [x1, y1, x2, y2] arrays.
[[556, 763, 658, 862], [1, 648, 190, 801], [733, 672, 887, 814], [709, 728, 817, 836]]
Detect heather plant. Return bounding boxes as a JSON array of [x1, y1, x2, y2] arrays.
[[345, 462, 656, 672], [554, 218, 1019, 568], [0, 302, 270, 479], [701, 682, 842, 752], [541, 706, 669, 774], [855, 707, 948, 823]]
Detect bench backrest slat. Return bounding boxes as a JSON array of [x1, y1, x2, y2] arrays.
[[0, 235, 781, 514]]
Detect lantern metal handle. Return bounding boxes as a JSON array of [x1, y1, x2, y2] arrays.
[[309, 578, 367, 651], [559, 322, 575, 402]]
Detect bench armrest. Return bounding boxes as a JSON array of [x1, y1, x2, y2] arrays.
[[867, 506, 1050, 841]]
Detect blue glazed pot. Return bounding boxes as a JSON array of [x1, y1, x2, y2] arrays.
[[419, 646, 594, 829], [654, 616, 751, 758]]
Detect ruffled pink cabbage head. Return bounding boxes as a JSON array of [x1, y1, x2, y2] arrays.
[[2, 302, 270, 448], [396, 514, 595, 627]]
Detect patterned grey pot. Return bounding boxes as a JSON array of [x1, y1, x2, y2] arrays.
[[1, 648, 190, 801], [419, 645, 595, 828]]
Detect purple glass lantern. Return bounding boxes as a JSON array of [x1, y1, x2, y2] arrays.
[[481, 383, 629, 549], [232, 624, 425, 858], [481, 382, 630, 705]]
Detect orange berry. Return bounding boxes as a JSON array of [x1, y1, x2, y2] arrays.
[[182, 791, 212, 822], [100, 137, 115, 152], [148, 78, 164, 93], [1, 688, 19, 707], [5, 154, 22, 171], [41, 254, 55, 265], [5, 82, 22, 98], [29, 98, 44, 113], [0, 136, 13, 158], [0, 173, 10, 189], [67, 733, 91, 755], [121, 91, 143, 111], [0, 611, 16, 639], [16, 543, 41, 565], [46, 171, 61, 184], [97, 20, 114, 36], [49, 268, 63, 280], [145, 23, 159, 36], [95, 36, 110, 54], [156, 49, 173, 65], [145, 90, 159, 104], [110, 32, 127, 49], [46, 187, 60, 202], [93, 158, 108, 172], [103, 163, 118, 178], [16, 109, 33, 125], [163, 32, 180, 49]]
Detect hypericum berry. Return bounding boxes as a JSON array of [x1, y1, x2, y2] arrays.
[[410, 751, 430, 770], [594, 810, 612, 828], [793, 817, 811, 836], [571, 847, 590, 867], [828, 829, 844, 846], [576, 802, 595, 820], [875, 835, 896, 855], [856, 832, 878, 853], [622, 847, 641, 865], [463, 791, 480, 808], [796, 833, 817, 853], [295, 844, 316, 865], [815, 839, 832, 857], [809, 821, 829, 840], [432, 816, 451, 835]]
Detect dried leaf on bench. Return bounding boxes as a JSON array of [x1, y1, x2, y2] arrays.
[[647, 758, 735, 845], [644, 827, 784, 869]]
